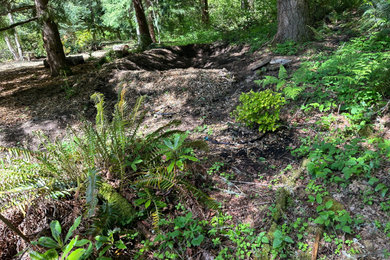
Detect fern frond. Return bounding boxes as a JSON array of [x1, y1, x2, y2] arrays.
[[278, 64, 288, 80], [86, 169, 102, 218], [91, 92, 106, 129], [135, 169, 177, 190], [146, 120, 182, 141], [283, 85, 304, 100]]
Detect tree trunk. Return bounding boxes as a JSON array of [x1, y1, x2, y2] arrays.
[[200, 0, 210, 25], [7, 12, 24, 60], [273, 0, 311, 43], [34, 0, 70, 76], [144, 0, 156, 43], [132, 0, 152, 49], [4, 35, 18, 60]]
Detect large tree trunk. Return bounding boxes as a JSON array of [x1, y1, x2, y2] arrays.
[[144, 0, 156, 43], [200, 0, 209, 25], [132, 0, 152, 50], [273, 0, 311, 43], [34, 0, 70, 76], [7, 12, 24, 60], [4, 35, 18, 60]]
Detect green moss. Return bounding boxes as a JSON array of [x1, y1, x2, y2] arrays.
[[99, 183, 135, 225], [272, 188, 288, 222]]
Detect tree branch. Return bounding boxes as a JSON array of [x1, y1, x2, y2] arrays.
[[0, 17, 38, 32], [0, 5, 35, 16], [0, 213, 30, 243]]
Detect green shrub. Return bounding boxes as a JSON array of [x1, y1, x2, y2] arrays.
[[233, 89, 286, 132]]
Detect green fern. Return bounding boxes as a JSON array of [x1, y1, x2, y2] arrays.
[[1, 89, 217, 234]]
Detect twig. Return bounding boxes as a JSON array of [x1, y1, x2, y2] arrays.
[[0, 213, 30, 244], [311, 228, 322, 260]]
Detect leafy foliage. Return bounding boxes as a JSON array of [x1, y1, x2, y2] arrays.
[[233, 89, 286, 132], [30, 216, 93, 260]]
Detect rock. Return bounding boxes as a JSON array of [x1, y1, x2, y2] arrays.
[[270, 58, 292, 65]]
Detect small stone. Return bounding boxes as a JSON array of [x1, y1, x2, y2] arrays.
[[270, 58, 292, 65]]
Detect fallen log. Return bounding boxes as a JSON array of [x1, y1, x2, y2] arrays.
[[43, 55, 85, 68]]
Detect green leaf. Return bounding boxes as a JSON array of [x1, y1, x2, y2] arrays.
[[176, 160, 184, 169], [163, 139, 174, 150], [50, 220, 62, 244], [81, 242, 93, 260], [368, 177, 379, 185], [167, 161, 175, 173], [273, 238, 282, 249], [191, 235, 204, 246], [29, 251, 45, 260], [316, 194, 323, 204], [342, 226, 352, 234], [381, 188, 388, 197], [75, 239, 90, 247], [99, 245, 112, 257], [262, 236, 269, 243], [30, 249, 58, 260], [145, 200, 151, 209], [115, 240, 127, 250], [134, 198, 147, 206], [284, 236, 294, 243], [314, 217, 325, 225], [375, 183, 386, 192], [65, 217, 82, 243], [180, 155, 199, 162], [325, 200, 334, 209], [67, 248, 86, 260], [62, 237, 78, 260], [42, 249, 59, 260], [38, 237, 59, 249]]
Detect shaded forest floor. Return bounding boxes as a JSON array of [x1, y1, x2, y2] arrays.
[[0, 20, 389, 259]]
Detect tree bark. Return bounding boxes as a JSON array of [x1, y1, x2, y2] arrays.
[[132, 0, 152, 49], [144, 0, 156, 43], [200, 0, 209, 25], [34, 0, 70, 76], [273, 0, 311, 43], [8, 12, 24, 61], [4, 35, 19, 60]]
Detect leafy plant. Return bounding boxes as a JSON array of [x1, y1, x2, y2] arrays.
[[258, 65, 305, 100], [154, 212, 205, 259], [30, 216, 92, 260], [233, 89, 286, 132], [95, 228, 131, 258]]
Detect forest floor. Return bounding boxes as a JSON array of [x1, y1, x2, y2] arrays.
[[0, 22, 389, 259]]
